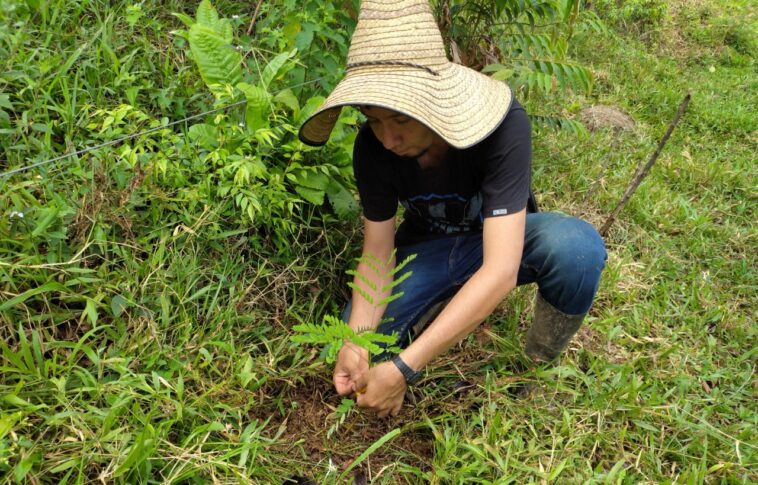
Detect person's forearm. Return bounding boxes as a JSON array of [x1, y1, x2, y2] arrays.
[[400, 265, 516, 370], [347, 254, 396, 332]]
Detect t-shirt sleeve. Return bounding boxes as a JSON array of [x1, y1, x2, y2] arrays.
[[353, 125, 399, 221], [479, 101, 532, 218]]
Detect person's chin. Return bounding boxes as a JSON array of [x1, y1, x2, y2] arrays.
[[396, 148, 422, 158]]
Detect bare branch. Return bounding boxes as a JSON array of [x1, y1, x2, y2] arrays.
[[600, 92, 691, 237]]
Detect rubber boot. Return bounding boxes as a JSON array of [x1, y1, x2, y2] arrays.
[[524, 293, 586, 362]]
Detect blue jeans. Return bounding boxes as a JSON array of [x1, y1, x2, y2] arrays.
[[343, 212, 607, 351]]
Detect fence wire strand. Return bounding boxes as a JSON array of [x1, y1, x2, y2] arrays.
[[0, 77, 326, 179]]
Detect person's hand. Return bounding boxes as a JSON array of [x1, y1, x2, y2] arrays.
[[333, 342, 369, 396], [353, 360, 406, 417]]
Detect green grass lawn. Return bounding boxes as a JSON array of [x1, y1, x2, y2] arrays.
[[0, 0, 755, 483]]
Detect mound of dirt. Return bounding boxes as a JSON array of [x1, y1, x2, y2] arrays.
[[253, 374, 435, 481], [580, 105, 636, 132], [258, 324, 507, 482]]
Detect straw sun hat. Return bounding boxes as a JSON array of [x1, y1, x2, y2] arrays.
[[298, 0, 513, 149]]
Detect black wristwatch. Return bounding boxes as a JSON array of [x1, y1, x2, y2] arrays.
[[391, 355, 422, 384]]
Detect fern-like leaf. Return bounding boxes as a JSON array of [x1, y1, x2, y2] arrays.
[[189, 24, 242, 93], [505, 58, 591, 96], [291, 317, 399, 362], [349, 330, 399, 356], [291, 322, 351, 345], [346, 281, 375, 306], [196, 0, 220, 27], [172, 12, 195, 28], [391, 253, 418, 276], [346, 269, 378, 293], [218, 19, 233, 44], [377, 291, 406, 307], [531, 114, 588, 137], [326, 180, 360, 219], [356, 253, 384, 276], [382, 271, 413, 294]]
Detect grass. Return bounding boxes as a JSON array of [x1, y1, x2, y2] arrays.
[[1, 0, 756, 483]]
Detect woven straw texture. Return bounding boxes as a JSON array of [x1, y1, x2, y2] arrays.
[[298, 0, 512, 149]]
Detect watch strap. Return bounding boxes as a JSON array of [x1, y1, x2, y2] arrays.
[[391, 355, 421, 384]]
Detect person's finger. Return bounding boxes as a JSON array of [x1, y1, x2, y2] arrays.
[[352, 371, 369, 394], [391, 401, 402, 416], [335, 383, 353, 396], [333, 374, 354, 396]]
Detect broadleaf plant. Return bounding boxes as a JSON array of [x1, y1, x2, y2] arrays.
[[170, 0, 360, 250], [187, 1, 242, 95]]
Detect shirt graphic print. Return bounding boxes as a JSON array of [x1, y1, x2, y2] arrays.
[[401, 192, 484, 235]]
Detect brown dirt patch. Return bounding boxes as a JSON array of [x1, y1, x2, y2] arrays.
[[69, 164, 143, 246], [251, 373, 435, 481], [580, 105, 636, 133], [253, 328, 505, 482]]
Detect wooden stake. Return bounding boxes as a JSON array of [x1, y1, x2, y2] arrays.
[[246, 0, 265, 36], [599, 93, 691, 237]]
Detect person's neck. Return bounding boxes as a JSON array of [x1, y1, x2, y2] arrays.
[[416, 138, 450, 170]]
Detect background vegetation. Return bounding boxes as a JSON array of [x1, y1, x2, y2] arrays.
[[1, 0, 755, 482]]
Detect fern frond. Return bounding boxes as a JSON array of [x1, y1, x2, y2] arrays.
[[508, 59, 591, 94], [504, 32, 567, 59], [345, 269, 378, 292], [355, 253, 384, 276], [391, 253, 417, 276], [499, 0, 559, 24], [291, 322, 352, 345], [377, 291, 405, 307], [189, 24, 242, 91], [349, 331, 397, 356], [196, 0, 220, 27], [323, 313, 346, 327], [531, 114, 588, 137], [218, 19, 233, 44], [327, 398, 355, 438], [237, 82, 272, 132], [382, 271, 412, 293], [346, 281, 375, 306]]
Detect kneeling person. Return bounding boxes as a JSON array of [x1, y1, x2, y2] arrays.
[[298, 0, 606, 417]]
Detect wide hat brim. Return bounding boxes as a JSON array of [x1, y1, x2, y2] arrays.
[[298, 63, 513, 150]]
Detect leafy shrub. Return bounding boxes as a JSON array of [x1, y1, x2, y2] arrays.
[[252, 0, 359, 98], [0, 0, 363, 332], [170, 1, 360, 247], [433, 0, 598, 135]]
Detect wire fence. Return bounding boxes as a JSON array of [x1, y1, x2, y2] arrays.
[[0, 77, 327, 179]]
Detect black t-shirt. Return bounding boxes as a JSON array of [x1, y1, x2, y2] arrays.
[[353, 99, 531, 246]]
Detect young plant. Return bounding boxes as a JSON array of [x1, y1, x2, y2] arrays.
[[292, 250, 417, 363], [327, 398, 355, 439], [291, 251, 416, 433]]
